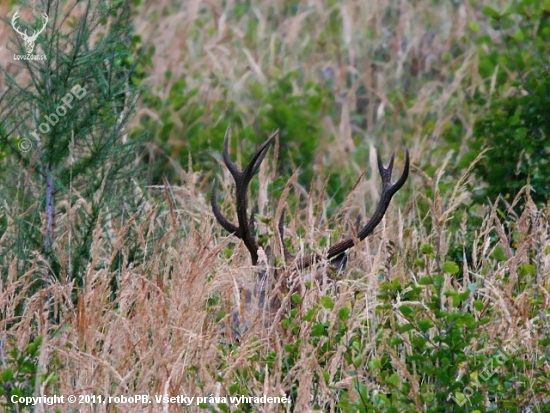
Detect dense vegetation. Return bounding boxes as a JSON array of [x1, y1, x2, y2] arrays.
[[0, 0, 548, 412]]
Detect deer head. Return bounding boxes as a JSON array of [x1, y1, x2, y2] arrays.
[[211, 128, 409, 336], [11, 11, 48, 54]]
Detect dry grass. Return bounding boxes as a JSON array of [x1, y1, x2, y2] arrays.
[[1, 0, 549, 412]]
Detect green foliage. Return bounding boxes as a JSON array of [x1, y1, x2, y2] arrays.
[[0, 0, 146, 289], [253, 73, 333, 184], [370, 276, 488, 411], [338, 255, 548, 412], [211, 266, 547, 412], [0, 336, 58, 413], [471, 72, 550, 209], [467, 0, 550, 210], [138, 71, 334, 189]]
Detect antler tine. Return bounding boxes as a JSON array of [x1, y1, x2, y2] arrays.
[[211, 183, 238, 234], [295, 149, 409, 270], [242, 131, 277, 185], [326, 149, 409, 260], [212, 128, 277, 265], [221, 128, 241, 179]]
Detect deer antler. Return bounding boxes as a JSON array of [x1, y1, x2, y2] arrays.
[[211, 128, 278, 265], [35, 13, 49, 38], [295, 149, 409, 270], [211, 128, 410, 272]]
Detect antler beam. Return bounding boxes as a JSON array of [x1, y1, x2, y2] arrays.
[[211, 128, 277, 265], [295, 149, 410, 270], [212, 129, 410, 271]]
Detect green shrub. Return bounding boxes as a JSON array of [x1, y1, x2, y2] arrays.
[[0, 336, 58, 413], [0, 0, 145, 288], [467, 0, 550, 210], [138, 71, 335, 189], [471, 71, 550, 209]]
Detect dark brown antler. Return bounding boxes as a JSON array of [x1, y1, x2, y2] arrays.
[[211, 128, 277, 265], [211, 128, 410, 270], [295, 149, 410, 270]]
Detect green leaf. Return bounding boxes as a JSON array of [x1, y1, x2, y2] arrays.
[[418, 276, 433, 285], [433, 275, 445, 289], [452, 391, 467, 404], [338, 306, 350, 322], [492, 246, 508, 262], [303, 307, 318, 322], [519, 264, 536, 276], [370, 358, 382, 369], [311, 323, 327, 337], [1, 368, 13, 382], [229, 383, 239, 394], [514, 127, 528, 140], [291, 293, 302, 304], [512, 28, 525, 42], [26, 342, 39, 357], [420, 243, 434, 255], [397, 323, 414, 333], [418, 318, 433, 332], [443, 261, 459, 274], [482, 6, 501, 18], [320, 295, 334, 310], [398, 305, 415, 318], [387, 373, 399, 386], [509, 114, 520, 126]]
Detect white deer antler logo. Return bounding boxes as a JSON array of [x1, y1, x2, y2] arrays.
[[11, 10, 49, 54]]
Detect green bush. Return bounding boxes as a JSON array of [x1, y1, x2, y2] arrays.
[[0, 0, 145, 288], [340, 255, 545, 412], [138, 71, 335, 189], [471, 71, 550, 209], [0, 336, 59, 413], [467, 1, 550, 210]]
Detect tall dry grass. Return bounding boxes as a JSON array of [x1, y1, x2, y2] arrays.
[[1, 0, 549, 412]]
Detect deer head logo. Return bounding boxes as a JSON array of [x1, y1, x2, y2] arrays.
[[11, 10, 48, 54]]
